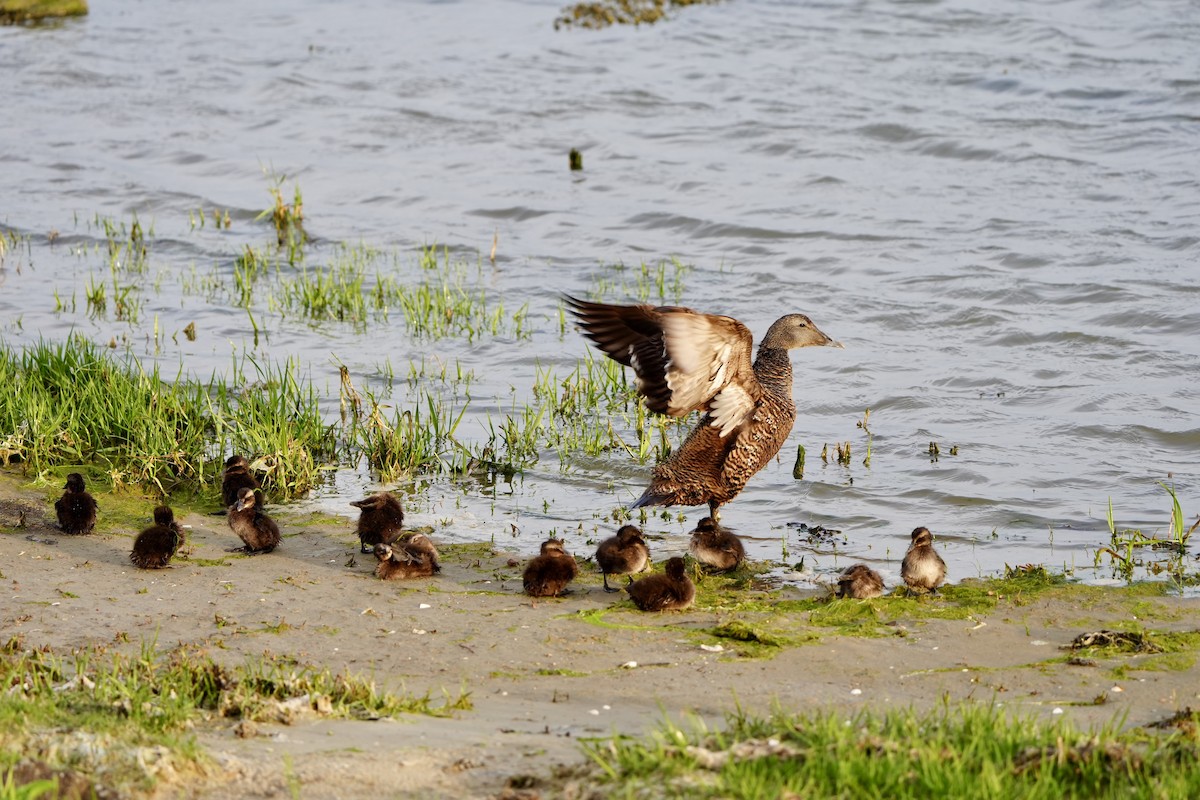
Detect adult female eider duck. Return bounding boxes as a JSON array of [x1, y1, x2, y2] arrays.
[[350, 492, 405, 554], [373, 533, 440, 580], [130, 506, 185, 569], [566, 296, 840, 519], [595, 524, 651, 592], [836, 563, 884, 599], [627, 556, 695, 612], [55, 473, 97, 535], [221, 455, 261, 508], [901, 527, 946, 594], [227, 486, 280, 554], [688, 516, 745, 572], [523, 538, 578, 597]]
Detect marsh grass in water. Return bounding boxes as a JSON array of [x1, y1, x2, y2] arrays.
[[1096, 485, 1197, 582], [582, 703, 1200, 799]]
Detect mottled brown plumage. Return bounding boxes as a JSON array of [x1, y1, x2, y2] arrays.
[[523, 539, 578, 597], [901, 527, 946, 594], [836, 563, 884, 599], [221, 455, 261, 508], [627, 556, 695, 612], [595, 524, 651, 592], [688, 516, 745, 572], [350, 492, 405, 553], [130, 506, 185, 569], [373, 533, 439, 580], [55, 473, 97, 534], [227, 487, 280, 554], [566, 296, 840, 519]]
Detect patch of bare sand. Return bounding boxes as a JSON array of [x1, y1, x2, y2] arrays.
[[2, 471, 1199, 798]]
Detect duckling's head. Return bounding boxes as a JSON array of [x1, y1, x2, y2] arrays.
[[540, 538, 566, 555], [910, 527, 934, 547], [152, 506, 174, 526], [373, 542, 393, 561], [616, 525, 644, 545], [694, 517, 718, 534], [349, 493, 383, 510], [762, 314, 842, 351], [225, 454, 250, 470], [234, 487, 257, 512], [665, 556, 687, 581], [65, 473, 86, 493]]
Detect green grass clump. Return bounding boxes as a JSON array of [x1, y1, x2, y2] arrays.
[[0, 338, 335, 498], [0, 640, 470, 794], [584, 703, 1200, 799]]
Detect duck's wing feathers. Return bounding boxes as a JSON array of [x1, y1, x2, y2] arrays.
[[566, 296, 761, 436]]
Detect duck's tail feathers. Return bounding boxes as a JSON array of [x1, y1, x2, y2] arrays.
[[630, 488, 672, 509]]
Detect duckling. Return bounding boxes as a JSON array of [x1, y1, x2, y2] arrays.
[[627, 556, 695, 612], [595, 524, 651, 592], [227, 486, 280, 554], [373, 533, 440, 580], [221, 454, 262, 508], [688, 516, 745, 572], [130, 506, 185, 569], [349, 491, 405, 554], [901, 527, 946, 594], [836, 563, 884, 599], [523, 539, 578, 597], [55, 472, 97, 535]]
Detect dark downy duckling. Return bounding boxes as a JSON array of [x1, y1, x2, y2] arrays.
[[595, 524, 651, 592], [836, 563, 884, 599], [55, 472, 97, 535], [130, 506, 185, 569], [350, 492, 405, 554], [221, 454, 261, 508], [688, 516, 745, 572], [523, 539, 578, 598], [227, 487, 280, 554], [901, 527, 946, 594], [373, 533, 440, 580], [567, 296, 840, 520], [627, 556, 695, 612]]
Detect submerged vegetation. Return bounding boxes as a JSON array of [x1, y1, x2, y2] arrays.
[[583, 703, 1200, 798], [554, 0, 721, 30]]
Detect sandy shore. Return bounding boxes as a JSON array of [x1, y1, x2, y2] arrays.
[[2, 473, 1199, 799]]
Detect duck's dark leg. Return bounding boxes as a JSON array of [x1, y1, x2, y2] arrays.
[[709, 500, 722, 522], [360, 540, 373, 554], [603, 572, 619, 593]]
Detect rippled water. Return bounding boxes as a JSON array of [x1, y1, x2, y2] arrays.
[[2, 0, 1198, 589]]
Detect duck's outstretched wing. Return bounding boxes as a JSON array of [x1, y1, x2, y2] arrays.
[[565, 295, 760, 436]]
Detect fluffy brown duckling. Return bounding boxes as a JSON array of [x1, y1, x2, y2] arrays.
[[227, 486, 280, 554], [221, 454, 261, 508], [523, 539, 578, 597], [350, 491, 405, 554], [595, 524, 651, 592], [836, 563, 884, 599], [373, 533, 440, 580], [627, 556, 695, 612], [901, 527, 947, 594], [130, 506, 185, 569], [688, 516, 745, 572], [567, 296, 841, 520], [55, 472, 97, 535]]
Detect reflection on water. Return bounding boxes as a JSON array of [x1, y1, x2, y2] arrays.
[[1, 0, 1197, 590]]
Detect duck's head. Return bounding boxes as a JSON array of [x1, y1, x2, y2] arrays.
[[373, 542, 393, 561], [234, 487, 258, 512], [665, 556, 687, 581], [763, 314, 842, 350], [910, 527, 934, 547], [225, 454, 250, 470], [65, 473, 86, 492], [616, 524, 644, 545], [153, 505, 174, 526], [350, 493, 383, 510], [540, 538, 567, 555]]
